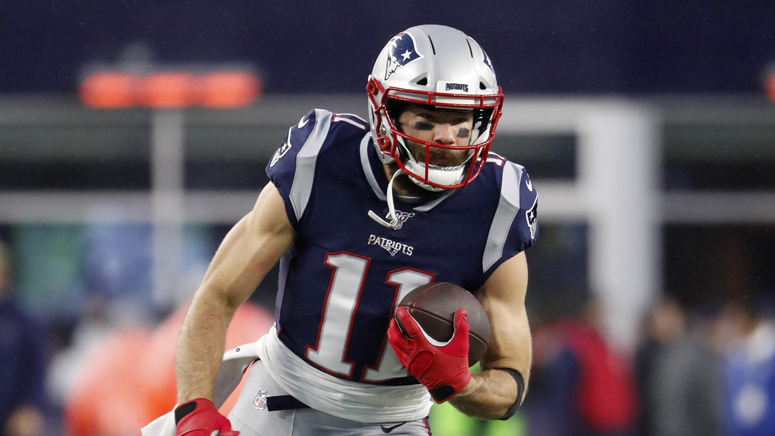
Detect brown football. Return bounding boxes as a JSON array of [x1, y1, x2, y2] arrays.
[[396, 282, 490, 367]]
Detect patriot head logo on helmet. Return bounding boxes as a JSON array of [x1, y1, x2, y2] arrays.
[[384, 32, 423, 81]]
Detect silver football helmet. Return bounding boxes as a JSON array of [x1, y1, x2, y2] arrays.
[[367, 24, 504, 191]]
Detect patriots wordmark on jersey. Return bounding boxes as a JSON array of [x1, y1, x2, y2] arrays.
[[266, 109, 538, 384]]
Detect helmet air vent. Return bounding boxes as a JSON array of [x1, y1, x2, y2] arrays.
[[480, 81, 487, 90], [415, 77, 428, 86]]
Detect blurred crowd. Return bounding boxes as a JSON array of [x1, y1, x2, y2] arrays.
[[0, 237, 276, 436], [521, 292, 775, 436], [1, 235, 774, 436]]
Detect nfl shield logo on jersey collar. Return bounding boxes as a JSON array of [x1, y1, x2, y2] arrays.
[[386, 210, 414, 230]]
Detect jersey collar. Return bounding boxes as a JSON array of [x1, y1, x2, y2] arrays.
[[359, 133, 454, 212]]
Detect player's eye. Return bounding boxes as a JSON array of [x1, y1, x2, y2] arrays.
[[413, 121, 434, 131]]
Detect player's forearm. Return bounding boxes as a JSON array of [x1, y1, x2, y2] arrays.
[[175, 286, 237, 403], [449, 368, 522, 420]]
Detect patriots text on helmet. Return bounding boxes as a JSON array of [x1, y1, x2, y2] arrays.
[[445, 83, 469, 92]]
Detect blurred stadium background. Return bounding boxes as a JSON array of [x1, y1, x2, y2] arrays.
[[1, 1, 774, 435]]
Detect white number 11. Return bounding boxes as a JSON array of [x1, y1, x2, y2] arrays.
[[306, 252, 433, 381]]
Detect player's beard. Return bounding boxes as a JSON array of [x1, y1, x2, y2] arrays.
[[386, 162, 444, 202], [386, 140, 469, 201], [404, 139, 470, 168]]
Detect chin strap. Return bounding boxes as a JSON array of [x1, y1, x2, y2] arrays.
[[368, 169, 404, 230]]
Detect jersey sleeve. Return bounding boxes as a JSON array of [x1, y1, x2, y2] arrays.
[[480, 162, 539, 279], [514, 167, 539, 251], [265, 109, 331, 232]]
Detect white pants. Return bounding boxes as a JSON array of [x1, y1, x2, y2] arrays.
[[228, 360, 432, 436]]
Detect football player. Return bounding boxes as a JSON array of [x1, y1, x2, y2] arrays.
[[171, 24, 538, 436]]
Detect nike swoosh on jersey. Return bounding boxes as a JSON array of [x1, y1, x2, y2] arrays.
[[526, 178, 533, 191], [298, 116, 309, 128], [381, 422, 407, 433]]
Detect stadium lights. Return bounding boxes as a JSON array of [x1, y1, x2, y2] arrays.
[[79, 67, 262, 109]]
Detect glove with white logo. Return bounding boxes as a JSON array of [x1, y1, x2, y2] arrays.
[[387, 307, 472, 403], [175, 398, 239, 436]]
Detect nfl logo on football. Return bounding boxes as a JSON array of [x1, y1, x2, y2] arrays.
[[254, 390, 268, 410]]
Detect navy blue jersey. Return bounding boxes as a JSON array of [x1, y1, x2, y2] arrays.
[[265, 109, 538, 384]]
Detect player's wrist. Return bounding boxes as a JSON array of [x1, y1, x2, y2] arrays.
[[174, 398, 239, 436], [426, 369, 472, 403], [455, 371, 477, 397], [174, 398, 213, 424]]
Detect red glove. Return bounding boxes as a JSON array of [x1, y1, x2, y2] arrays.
[[387, 307, 472, 403], [175, 398, 239, 436]]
